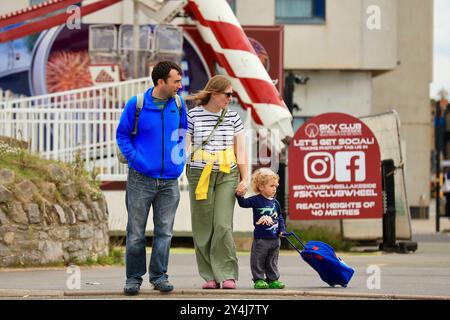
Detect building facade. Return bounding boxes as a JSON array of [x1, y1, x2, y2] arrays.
[[235, 0, 433, 218]]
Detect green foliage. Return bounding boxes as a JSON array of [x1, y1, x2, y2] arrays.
[[75, 247, 124, 266], [18, 149, 28, 169], [0, 150, 48, 183], [0, 143, 103, 203], [97, 247, 124, 265], [73, 148, 85, 178], [72, 148, 102, 199]]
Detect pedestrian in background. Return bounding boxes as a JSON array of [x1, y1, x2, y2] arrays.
[[443, 169, 450, 218]]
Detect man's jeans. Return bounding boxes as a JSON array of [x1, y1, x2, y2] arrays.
[[125, 168, 180, 285]]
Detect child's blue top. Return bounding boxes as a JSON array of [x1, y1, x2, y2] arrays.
[[235, 194, 286, 239]]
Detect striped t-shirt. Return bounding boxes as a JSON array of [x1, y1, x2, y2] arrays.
[[187, 106, 244, 171]]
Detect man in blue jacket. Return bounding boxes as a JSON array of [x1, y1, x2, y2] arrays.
[[116, 61, 187, 295]]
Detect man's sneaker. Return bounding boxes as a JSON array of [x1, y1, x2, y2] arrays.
[[268, 280, 285, 289], [153, 280, 174, 293], [123, 283, 140, 295]]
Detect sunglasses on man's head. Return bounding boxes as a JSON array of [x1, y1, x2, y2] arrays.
[[223, 92, 233, 98]]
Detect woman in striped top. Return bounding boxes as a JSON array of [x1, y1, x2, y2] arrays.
[[185, 75, 248, 289]]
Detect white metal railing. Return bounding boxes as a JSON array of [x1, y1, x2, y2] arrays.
[[0, 89, 13, 103], [0, 88, 27, 103], [0, 78, 171, 182]]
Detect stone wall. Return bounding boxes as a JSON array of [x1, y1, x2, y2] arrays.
[[0, 145, 109, 267]]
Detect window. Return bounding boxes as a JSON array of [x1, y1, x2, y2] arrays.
[[276, 0, 325, 24]]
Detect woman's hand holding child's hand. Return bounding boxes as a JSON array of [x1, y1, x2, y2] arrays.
[[235, 180, 248, 196]]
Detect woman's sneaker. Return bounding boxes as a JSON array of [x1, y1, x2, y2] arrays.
[[254, 280, 269, 289], [222, 279, 236, 289], [268, 280, 285, 289], [202, 280, 220, 289]]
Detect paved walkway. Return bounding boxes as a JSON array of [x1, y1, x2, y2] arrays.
[[1, 206, 450, 300]]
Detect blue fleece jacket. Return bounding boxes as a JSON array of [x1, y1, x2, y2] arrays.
[[236, 194, 286, 239], [116, 87, 187, 179]]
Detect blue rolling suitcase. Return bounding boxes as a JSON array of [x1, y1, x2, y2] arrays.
[[284, 231, 355, 287]]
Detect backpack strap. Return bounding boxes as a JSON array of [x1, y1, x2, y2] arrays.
[[131, 93, 181, 135], [131, 93, 145, 135]]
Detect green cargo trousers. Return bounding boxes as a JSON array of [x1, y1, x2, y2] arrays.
[[187, 166, 240, 283]]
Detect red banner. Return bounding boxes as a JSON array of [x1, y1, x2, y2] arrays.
[[288, 113, 383, 220]]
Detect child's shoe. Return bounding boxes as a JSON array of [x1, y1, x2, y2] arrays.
[[268, 280, 285, 289], [254, 279, 269, 289]]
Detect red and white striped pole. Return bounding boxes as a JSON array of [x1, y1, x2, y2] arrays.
[[187, 0, 293, 147]]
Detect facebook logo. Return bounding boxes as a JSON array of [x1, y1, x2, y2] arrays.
[[335, 152, 366, 182]]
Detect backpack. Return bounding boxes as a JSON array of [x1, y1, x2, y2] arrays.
[[116, 93, 183, 164]]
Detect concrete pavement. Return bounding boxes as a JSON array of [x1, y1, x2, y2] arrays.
[[1, 210, 450, 300]]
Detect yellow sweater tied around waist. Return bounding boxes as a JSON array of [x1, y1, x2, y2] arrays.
[[191, 147, 236, 200]]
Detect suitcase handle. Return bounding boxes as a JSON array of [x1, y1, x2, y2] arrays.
[[282, 231, 306, 254]]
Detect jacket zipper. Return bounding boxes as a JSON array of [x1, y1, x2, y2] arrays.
[[160, 107, 165, 178]]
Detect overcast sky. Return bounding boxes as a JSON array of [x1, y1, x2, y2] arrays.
[[431, 0, 450, 99]]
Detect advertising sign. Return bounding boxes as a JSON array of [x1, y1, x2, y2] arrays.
[[288, 113, 383, 220]]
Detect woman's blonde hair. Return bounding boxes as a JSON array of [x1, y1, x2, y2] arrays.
[[186, 75, 232, 106], [251, 168, 279, 193]]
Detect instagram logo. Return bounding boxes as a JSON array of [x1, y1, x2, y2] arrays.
[[335, 152, 365, 182], [304, 152, 334, 182]]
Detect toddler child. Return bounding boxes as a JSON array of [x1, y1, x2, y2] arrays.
[[235, 168, 286, 289]]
